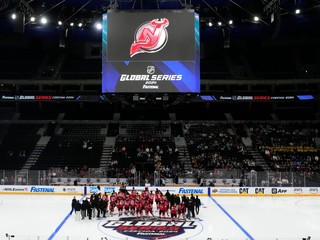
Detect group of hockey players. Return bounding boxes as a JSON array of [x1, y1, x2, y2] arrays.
[[71, 187, 201, 221]]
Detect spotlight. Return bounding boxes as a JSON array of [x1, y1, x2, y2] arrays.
[[11, 13, 16, 20], [58, 21, 62, 26], [217, 21, 222, 26], [229, 20, 233, 25], [30, 16, 35, 22], [40, 17, 47, 24], [95, 22, 102, 30], [207, 20, 213, 27], [70, 22, 74, 26], [253, 16, 260, 22], [295, 9, 301, 14], [78, 22, 83, 27]]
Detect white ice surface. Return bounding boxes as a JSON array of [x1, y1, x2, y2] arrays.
[[0, 195, 320, 240]]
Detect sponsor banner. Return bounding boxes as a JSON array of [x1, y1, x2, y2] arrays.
[[211, 187, 320, 196], [308, 187, 319, 194], [59, 186, 83, 194], [103, 186, 119, 194], [211, 188, 238, 194], [125, 186, 206, 196], [0, 186, 84, 195], [0, 186, 29, 192]]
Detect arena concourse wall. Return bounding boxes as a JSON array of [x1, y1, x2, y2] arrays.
[[1, 185, 320, 197]]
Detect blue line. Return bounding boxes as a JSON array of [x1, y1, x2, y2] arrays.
[[210, 197, 254, 240], [48, 195, 86, 240]]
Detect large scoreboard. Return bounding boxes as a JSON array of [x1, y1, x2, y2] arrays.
[[102, 10, 200, 93]]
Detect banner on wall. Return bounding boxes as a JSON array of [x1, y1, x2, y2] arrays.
[[210, 187, 320, 196]]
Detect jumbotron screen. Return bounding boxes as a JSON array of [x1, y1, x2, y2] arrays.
[[102, 10, 200, 93]]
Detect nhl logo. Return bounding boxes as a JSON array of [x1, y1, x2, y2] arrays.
[[147, 66, 155, 75]]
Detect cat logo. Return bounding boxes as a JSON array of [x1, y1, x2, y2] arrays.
[[255, 188, 265, 194], [239, 188, 249, 194]]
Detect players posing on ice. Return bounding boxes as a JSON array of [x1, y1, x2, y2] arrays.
[[73, 188, 201, 221]]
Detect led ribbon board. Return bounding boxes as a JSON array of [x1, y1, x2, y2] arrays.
[[102, 10, 200, 93]]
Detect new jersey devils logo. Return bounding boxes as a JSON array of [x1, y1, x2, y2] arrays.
[[130, 18, 169, 57]]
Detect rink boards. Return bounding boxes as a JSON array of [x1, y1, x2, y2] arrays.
[[1, 185, 320, 197]]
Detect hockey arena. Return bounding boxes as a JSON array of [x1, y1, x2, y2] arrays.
[[1, 0, 320, 240], [1, 186, 320, 240]]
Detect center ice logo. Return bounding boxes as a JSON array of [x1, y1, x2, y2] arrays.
[[98, 217, 202, 240]]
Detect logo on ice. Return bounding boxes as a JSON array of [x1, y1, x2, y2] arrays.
[[99, 217, 201, 240], [30, 186, 54, 192], [178, 188, 204, 194], [130, 18, 169, 57]]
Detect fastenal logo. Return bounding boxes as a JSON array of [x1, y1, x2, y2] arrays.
[[178, 188, 204, 194], [30, 186, 54, 192], [130, 18, 169, 57], [98, 217, 203, 240], [147, 66, 155, 75]]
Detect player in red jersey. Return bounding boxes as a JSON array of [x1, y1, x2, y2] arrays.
[[118, 191, 125, 200], [178, 202, 186, 219], [170, 203, 177, 219], [140, 197, 147, 216], [144, 187, 150, 200], [155, 189, 162, 210], [145, 202, 154, 217], [165, 199, 170, 216], [130, 196, 136, 215], [159, 201, 166, 218], [131, 187, 137, 199], [148, 191, 154, 205], [136, 200, 143, 217], [117, 199, 124, 216], [109, 193, 117, 216], [109, 202, 115, 217], [161, 194, 167, 203], [124, 196, 130, 215]]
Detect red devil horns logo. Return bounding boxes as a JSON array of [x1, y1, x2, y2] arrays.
[[130, 18, 169, 57]]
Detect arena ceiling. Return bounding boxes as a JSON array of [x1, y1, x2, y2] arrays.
[[0, 0, 320, 42]]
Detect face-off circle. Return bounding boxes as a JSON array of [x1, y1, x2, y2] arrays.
[[98, 216, 203, 240]]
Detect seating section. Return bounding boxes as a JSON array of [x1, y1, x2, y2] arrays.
[[0, 124, 42, 169], [251, 123, 320, 173], [111, 124, 180, 175], [32, 124, 105, 170], [185, 123, 258, 171], [0, 120, 318, 182]]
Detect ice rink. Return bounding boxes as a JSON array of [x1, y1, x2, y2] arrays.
[[0, 194, 320, 240]]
